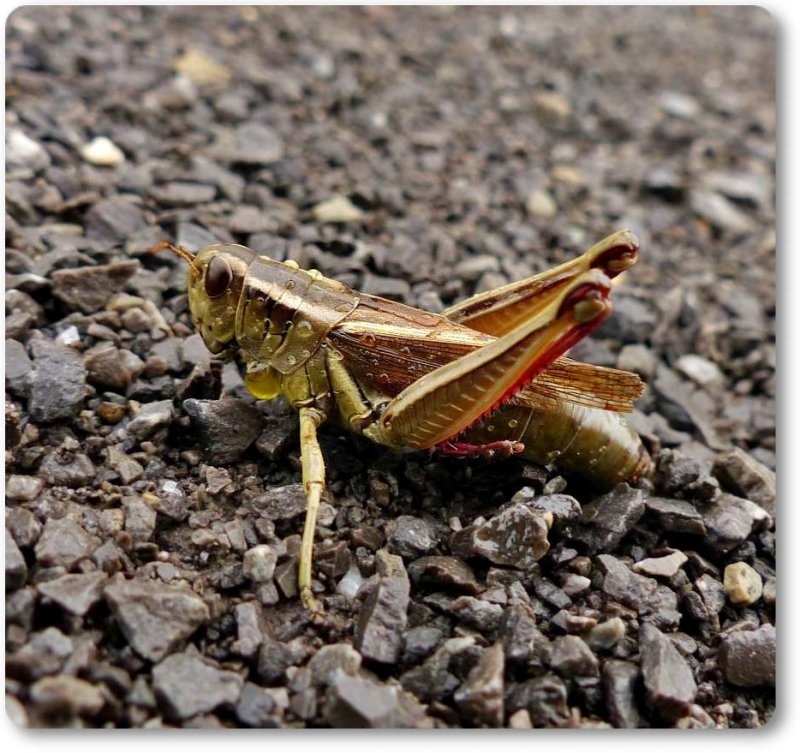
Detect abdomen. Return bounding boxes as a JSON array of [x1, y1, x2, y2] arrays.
[[461, 402, 651, 489]]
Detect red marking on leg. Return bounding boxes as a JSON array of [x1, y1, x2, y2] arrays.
[[437, 440, 525, 460], [442, 285, 613, 447]]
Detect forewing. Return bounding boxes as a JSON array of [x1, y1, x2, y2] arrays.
[[514, 357, 645, 413], [329, 292, 491, 396]]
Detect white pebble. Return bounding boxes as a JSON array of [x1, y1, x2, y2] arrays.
[[7, 128, 50, 171], [242, 545, 278, 583], [80, 136, 125, 167], [526, 188, 558, 218], [336, 563, 365, 599], [676, 354, 723, 386], [312, 195, 364, 224], [55, 326, 81, 347]]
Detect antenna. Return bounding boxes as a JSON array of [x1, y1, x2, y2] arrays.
[[150, 241, 200, 273]]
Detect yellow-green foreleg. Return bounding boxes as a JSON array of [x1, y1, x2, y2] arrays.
[[298, 406, 326, 615]]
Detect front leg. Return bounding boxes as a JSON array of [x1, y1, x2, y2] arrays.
[[298, 406, 326, 616]]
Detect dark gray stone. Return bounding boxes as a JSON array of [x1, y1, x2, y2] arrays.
[[221, 122, 285, 165], [28, 340, 87, 422], [5, 506, 41, 547], [454, 643, 505, 727], [451, 504, 550, 569], [644, 496, 707, 535], [257, 636, 303, 685], [150, 337, 184, 373], [175, 221, 217, 253], [401, 626, 444, 664], [325, 673, 427, 728], [104, 576, 210, 661], [35, 518, 98, 569], [639, 623, 697, 720], [6, 627, 73, 681], [85, 343, 132, 392], [399, 636, 475, 702], [718, 625, 775, 687], [360, 274, 411, 302], [152, 651, 243, 720], [532, 575, 572, 610], [547, 635, 599, 677], [181, 333, 213, 367], [597, 554, 659, 612], [701, 493, 772, 554], [316, 539, 351, 579], [273, 559, 298, 599], [249, 484, 307, 520], [702, 169, 771, 209], [255, 415, 299, 460], [655, 449, 719, 502], [235, 682, 280, 727], [407, 556, 481, 594], [643, 166, 684, 201], [713, 447, 776, 516], [184, 397, 264, 463], [190, 156, 246, 202], [386, 515, 437, 558], [127, 400, 175, 440], [599, 295, 657, 344], [571, 484, 645, 553], [117, 456, 145, 485], [603, 660, 641, 728], [653, 370, 724, 451], [690, 188, 755, 235], [151, 182, 216, 206], [499, 604, 547, 665], [507, 674, 569, 727], [51, 260, 140, 314], [39, 450, 95, 488], [355, 551, 409, 664], [37, 571, 108, 615], [5, 339, 32, 396], [123, 496, 157, 542], [694, 574, 726, 617], [6, 529, 28, 590], [511, 489, 582, 532], [84, 199, 145, 242], [154, 479, 190, 521], [449, 595, 503, 632]]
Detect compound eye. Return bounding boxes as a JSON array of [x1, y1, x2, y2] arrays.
[[205, 255, 233, 298]]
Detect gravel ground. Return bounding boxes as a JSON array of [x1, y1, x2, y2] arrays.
[[5, 6, 775, 729]]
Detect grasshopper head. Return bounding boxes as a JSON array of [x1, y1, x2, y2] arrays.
[[189, 244, 257, 356], [154, 242, 256, 357]]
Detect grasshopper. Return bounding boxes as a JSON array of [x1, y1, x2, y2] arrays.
[[155, 230, 651, 613]]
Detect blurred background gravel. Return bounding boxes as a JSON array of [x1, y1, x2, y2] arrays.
[[5, 6, 775, 729]]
